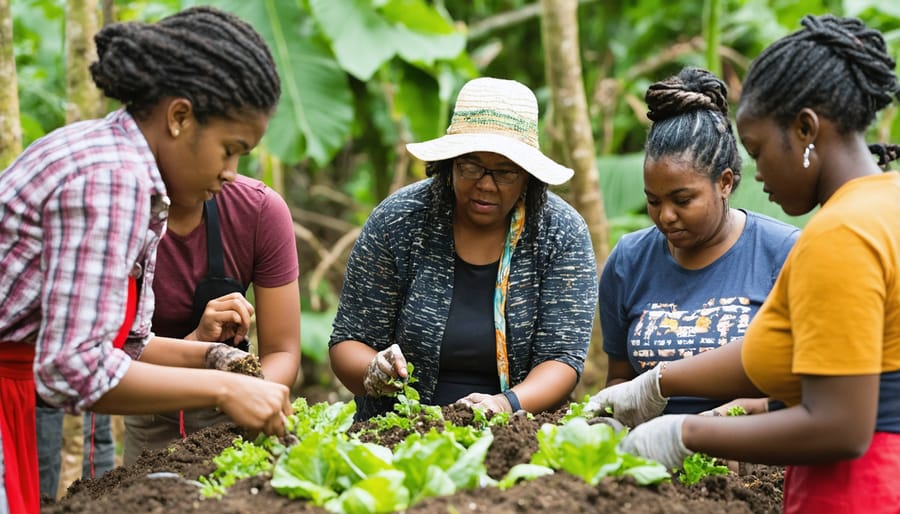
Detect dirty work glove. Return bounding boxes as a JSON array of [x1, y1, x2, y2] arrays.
[[619, 414, 693, 471], [363, 344, 407, 397], [586, 364, 668, 427], [204, 343, 250, 371]]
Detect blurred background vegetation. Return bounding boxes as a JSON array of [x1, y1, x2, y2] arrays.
[[5, 0, 900, 397]]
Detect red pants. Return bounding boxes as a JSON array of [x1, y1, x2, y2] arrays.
[[0, 342, 39, 514], [784, 431, 900, 514]]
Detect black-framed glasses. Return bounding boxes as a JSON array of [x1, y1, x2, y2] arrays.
[[454, 158, 524, 186]]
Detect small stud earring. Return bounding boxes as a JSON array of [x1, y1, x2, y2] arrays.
[[172, 128, 180, 138], [802, 143, 815, 169]]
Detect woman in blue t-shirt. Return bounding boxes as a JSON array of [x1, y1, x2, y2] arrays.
[[599, 67, 799, 415]]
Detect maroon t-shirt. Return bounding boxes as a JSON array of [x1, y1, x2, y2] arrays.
[[151, 175, 298, 338]]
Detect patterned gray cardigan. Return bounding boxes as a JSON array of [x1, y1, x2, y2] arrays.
[[329, 179, 598, 419]]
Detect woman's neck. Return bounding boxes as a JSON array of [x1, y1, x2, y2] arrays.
[[165, 202, 205, 236], [453, 220, 507, 265]]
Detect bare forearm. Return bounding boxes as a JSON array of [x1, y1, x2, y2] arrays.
[[659, 340, 763, 399], [513, 360, 577, 413], [683, 375, 879, 465], [90, 360, 227, 413], [139, 337, 212, 368], [330, 340, 377, 396], [259, 350, 300, 389]]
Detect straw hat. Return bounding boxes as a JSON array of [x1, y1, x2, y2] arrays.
[[406, 77, 574, 185]]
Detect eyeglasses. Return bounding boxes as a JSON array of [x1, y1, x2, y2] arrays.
[[454, 158, 524, 185]]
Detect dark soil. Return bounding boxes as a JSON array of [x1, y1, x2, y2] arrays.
[[42, 403, 784, 514], [224, 353, 264, 378]]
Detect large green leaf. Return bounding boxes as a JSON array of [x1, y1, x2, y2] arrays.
[[310, 0, 397, 81], [188, 0, 354, 166], [310, 0, 464, 81]]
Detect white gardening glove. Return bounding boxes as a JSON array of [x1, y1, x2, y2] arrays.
[[586, 364, 668, 427], [363, 344, 408, 397], [620, 414, 693, 471]]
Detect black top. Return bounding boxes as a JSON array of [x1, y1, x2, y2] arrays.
[[433, 255, 500, 405]]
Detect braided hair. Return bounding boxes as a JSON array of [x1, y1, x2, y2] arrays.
[[644, 67, 743, 190], [90, 6, 280, 123], [740, 14, 900, 168], [426, 159, 548, 239]]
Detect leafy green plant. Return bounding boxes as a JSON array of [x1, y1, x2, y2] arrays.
[[727, 405, 748, 417], [677, 452, 729, 485], [199, 437, 275, 497], [500, 418, 669, 490]]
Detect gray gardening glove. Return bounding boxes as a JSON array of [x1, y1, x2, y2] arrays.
[[619, 414, 693, 471], [586, 364, 668, 427], [363, 344, 408, 397]]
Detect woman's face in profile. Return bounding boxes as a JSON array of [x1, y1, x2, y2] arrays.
[[736, 107, 818, 217]]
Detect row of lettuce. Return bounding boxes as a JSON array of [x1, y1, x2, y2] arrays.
[[198, 385, 724, 514]]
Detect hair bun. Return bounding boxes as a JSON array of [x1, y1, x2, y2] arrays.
[[646, 67, 729, 122]]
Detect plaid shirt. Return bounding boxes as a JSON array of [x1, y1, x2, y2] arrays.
[[0, 109, 169, 413]]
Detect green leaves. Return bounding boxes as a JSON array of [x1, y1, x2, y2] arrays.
[[518, 418, 669, 487], [309, 0, 464, 81], [200, 0, 354, 166], [199, 437, 275, 497], [678, 452, 729, 485]]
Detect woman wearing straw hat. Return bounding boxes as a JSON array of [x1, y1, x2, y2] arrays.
[[329, 77, 598, 420]]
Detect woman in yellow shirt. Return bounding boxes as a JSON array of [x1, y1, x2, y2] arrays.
[[588, 14, 900, 514]]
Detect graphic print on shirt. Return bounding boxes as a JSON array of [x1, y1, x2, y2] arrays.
[[630, 296, 751, 370]]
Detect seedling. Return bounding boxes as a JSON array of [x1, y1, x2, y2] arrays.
[[678, 453, 729, 485], [727, 405, 747, 416]]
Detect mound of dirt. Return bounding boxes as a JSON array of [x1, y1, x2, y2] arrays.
[[42, 404, 783, 514]]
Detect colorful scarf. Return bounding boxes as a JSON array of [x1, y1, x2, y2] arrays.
[[493, 199, 526, 392]]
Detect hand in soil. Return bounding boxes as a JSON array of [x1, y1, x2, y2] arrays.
[[204, 343, 264, 378]]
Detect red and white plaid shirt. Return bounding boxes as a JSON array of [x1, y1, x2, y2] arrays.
[[0, 108, 169, 413]]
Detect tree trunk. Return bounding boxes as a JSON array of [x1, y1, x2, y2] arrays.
[[101, 0, 115, 26], [0, 0, 22, 169], [66, 0, 105, 124], [539, 0, 610, 395]]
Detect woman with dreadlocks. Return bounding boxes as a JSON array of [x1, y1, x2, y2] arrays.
[[588, 14, 900, 512], [0, 7, 291, 512]]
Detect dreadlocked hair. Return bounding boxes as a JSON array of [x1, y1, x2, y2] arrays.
[[90, 6, 280, 123], [425, 159, 548, 239], [644, 67, 743, 191], [740, 14, 899, 139]]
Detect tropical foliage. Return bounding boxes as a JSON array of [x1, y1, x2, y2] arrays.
[[9, 0, 900, 371]]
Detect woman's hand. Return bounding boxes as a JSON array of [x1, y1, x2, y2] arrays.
[[188, 292, 254, 343], [216, 373, 292, 436], [586, 364, 668, 427], [620, 414, 693, 470], [457, 392, 513, 413], [362, 344, 408, 397]]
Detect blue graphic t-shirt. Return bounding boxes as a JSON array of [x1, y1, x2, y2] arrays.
[[600, 211, 800, 413]]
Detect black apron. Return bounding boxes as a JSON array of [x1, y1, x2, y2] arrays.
[[189, 198, 249, 351]]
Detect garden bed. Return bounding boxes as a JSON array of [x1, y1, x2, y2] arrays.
[[42, 404, 783, 514]]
